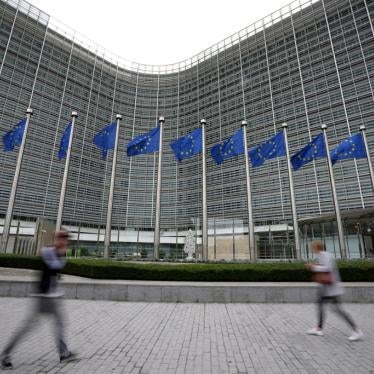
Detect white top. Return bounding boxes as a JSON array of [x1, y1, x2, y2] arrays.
[[39, 246, 66, 297], [314, 251, 344, 297], [41, 246, 66, 270]]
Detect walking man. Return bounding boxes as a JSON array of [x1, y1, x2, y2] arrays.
[[1, 230, 76, 370], [306, 240, 363, 341]]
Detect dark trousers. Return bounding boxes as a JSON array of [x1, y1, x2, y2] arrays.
[[317, 290, 356, 330], [2, 297, 68, 357]]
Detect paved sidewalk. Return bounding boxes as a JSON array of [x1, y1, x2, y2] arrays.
[[0, 298, 373, 373]]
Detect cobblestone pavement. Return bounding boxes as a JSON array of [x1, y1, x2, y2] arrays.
[[0, 298, 373, 374]]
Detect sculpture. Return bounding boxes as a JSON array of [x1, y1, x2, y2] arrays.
[[183, 229, 196, 260]]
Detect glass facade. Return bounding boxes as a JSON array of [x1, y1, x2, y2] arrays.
[[1, 0, 374, 259]]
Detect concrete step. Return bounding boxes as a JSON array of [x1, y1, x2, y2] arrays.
[[1, 280, 374, 303], [1, 267, 373, 303]]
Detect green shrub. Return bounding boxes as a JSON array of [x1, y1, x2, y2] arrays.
[[0, 254, 374, 282], [0, 254, 43, 270], [79, 247, 91, 257], [140, 248, 148, 259]]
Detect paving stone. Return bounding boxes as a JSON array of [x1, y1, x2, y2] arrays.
[[0, 298, 373, 373]]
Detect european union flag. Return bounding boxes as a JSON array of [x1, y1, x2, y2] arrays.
[[3, 118, 26, 152], [58, 121, 72, 160], [249, 131, 286, 168], [291, 133, 326, 171], [210, 128, 244, 165], [127, 126, 160, 157], [330, 133, 367, 165], [93, 122, 117, 160], [170, 128, 202, 162]]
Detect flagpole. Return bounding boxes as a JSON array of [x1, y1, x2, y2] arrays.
[[56, 111, 77, 231], [201, 119, 208, 261], [360, 125, 374, 193], [103, 114, 122, 259], [281, 123, 301, 259], [321, 124, 347, 259], [241, 121, 255, 261], [1, 107, 33, 253], [154, 116, 164, 259]]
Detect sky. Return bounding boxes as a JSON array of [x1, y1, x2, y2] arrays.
[[30, 0, 293, 65]]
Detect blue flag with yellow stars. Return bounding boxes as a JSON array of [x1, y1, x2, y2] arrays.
[[3, 118, 26, 152], [127, 126, 160, 157], [58, 121, 72, 160], [330, 133, 367, 165], [211, 128, 244, 165], [170, 128, 202, 162], [93, 122, 117, 160], [291, 133, 326, 171], [248, 131, 286, 168]]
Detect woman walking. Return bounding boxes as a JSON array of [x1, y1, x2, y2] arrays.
[[306, 240, 363, 341]]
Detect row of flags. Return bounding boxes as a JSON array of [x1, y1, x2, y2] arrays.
[[1, 110, 372, 261], [291, 132, 367, 169], [89, 122, 370, 168], [3, 118, 367, 169], [211, 128, 366, 169]]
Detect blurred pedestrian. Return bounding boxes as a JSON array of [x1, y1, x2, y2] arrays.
[[305, 240, 363, 341], [1, 230, 76, 370]]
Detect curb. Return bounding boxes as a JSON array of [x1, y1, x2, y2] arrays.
[[1, 280, 374, 303]]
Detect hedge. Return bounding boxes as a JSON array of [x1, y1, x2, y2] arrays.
[[0, 254, 374, 282]]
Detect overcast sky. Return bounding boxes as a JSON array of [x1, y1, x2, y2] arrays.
[[30, 0, 293, 65]]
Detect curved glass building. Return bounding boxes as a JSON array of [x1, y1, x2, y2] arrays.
[[1, 0, 374, 259]]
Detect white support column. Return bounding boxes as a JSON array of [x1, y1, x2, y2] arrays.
[[125, 69, 139, 227], [1, 108, 33, 253], [321, 0, 364, 208], [290, 6, 322, 215], [71, 53, 98, 219], [263, 20, 285, 219], [103, 114, 122, 259], [28, 16, 49, 107], [42, 38, 75, 217], [56, 111, 77, 231], [0, 3, 19, 76]]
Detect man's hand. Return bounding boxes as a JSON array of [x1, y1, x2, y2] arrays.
[[305, 263, 314, 270]]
